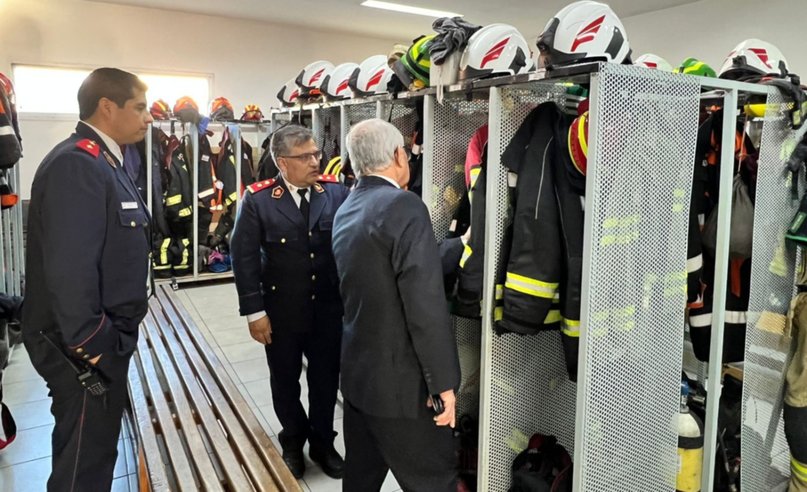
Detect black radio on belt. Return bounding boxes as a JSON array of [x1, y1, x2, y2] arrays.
[[40, 331, 108, 396]]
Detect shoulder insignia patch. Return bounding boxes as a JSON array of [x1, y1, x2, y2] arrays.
[[76, 139, 100, 158], [317, 174, 339, 184], [313, 183, 324, 194], [101, 151, 116, 168], [272, 187, 284, 199], [247, 178, 276, 194]]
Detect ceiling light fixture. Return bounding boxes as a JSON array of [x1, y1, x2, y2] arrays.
[[361, 0, 462, 18]]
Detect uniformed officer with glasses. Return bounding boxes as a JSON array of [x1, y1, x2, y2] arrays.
[[231, 124, 349, 480]]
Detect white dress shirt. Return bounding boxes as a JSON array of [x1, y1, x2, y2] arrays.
[[80, 121, 123, 165], [368, 174, 401, 189]]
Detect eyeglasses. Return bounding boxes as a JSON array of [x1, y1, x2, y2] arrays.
[[280, 151, 322, 161]]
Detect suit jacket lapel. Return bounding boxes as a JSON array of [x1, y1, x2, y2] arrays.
[[274, 180, 306, 228]]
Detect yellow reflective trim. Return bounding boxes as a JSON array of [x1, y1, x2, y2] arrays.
[[578, 112, 588, 155], [166, 194, 182, 206], [544, 310, 561, 324], [178, 207, 192, 218], [561, 318, 580, 337], [469, 167, 481, 189], [792, 456, 807, 480], [226, 192, 237, 206], [504, 272, 558, 299], [160, 238, 170, 265], [495, 284, 504, 301], [181, 240, 190, 266], [459, 244, 473, 268], [494, 307, 503, 322]]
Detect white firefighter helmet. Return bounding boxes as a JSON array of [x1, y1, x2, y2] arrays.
[[634, 53, 673, 72], [296, 60, 335, 92], [537, 0, 631, 67], [349, 55, 395, 96], [322, 62, 360, 99], [458, 23, 532, 81], [719, 38, 789, 80], [277, 77, 301, 107]]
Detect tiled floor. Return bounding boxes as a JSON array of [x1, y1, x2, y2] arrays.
[[0, 281, 401, 492]]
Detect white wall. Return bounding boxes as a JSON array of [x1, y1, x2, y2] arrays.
[[622, 0, 807, 76], [0, 0, 399, 198]]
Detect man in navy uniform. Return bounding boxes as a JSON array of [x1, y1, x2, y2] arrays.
[[22, 68, 152, 491], [231, 125, 349, 479]]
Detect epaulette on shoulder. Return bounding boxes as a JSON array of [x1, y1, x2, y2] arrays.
[[76, 139, 101, 158], [247, 178, 276, 194], [317, 174, 339, 184]]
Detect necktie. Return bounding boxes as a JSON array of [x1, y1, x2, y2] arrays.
[[298, 188, 310, 228]]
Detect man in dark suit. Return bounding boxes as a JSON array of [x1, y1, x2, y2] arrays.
[[22, 68, 152, 491], [332, 118, 462, 492], [231, 125, 349, 479]]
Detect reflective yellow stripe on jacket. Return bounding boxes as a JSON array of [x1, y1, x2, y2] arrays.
[[459, 244, 473, 269], [504, 272, 558, 299]]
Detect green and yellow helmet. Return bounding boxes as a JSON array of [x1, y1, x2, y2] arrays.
[[674, 58, 717, 78], [392, 35, 435, 90]]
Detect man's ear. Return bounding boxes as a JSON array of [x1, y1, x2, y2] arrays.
[[96, 97, 114, 120]]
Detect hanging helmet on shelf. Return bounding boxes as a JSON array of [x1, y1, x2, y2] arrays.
[[387, 44, 409, 67], [241, 104, 264, 122], [150, 99, 172, 120], [173, 96, 200, 123], [568, 111, 589, 176], [322, 62, 360, 100], [349, 55, 395, 97], [209, 97, 234, 121], [277, 77, 301, 107], [458, 23, 532, 82], [296, 60, 335, 98], [634, 53, 673, 72], [391, 35, 435, 91], [537, 0, 631, 68], [719, 39, 789, 81], [674, 58, 717, 77]]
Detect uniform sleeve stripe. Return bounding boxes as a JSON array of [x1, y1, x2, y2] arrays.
[[68, 312, 106, 349]]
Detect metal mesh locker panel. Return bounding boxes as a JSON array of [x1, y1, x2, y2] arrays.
[[741, 92, 806, 491], [430, 97, 488, 418], [576, 64, 700, 491], [313, 107, 342, 163], [380, 101, 420, 145], [482, 83, 574, 492], [344, 102, 378, 138]]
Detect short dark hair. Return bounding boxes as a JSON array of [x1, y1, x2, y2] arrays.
[[271, 125, 314, 159], [77, 68, 147, 120]]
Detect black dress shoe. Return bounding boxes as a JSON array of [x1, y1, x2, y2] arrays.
[[309, 444, 344, 479], [283, 449, 306, 479]]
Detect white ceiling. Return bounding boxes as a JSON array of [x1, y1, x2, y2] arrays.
[[89, 0, 699, 41]]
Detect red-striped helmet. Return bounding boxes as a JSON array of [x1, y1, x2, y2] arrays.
[[209, 97, 234, 121], [150, 99, 172, 120], [568, 111, 589, 176], [240, 104, 264, 122]]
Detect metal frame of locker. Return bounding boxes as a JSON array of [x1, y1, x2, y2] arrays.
[[145, 120, 255, 286]]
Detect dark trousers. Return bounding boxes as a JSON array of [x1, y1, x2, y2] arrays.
[[343, 399, 457, 492], [24, 335, 131, 492], [265, 318, 341, 450]]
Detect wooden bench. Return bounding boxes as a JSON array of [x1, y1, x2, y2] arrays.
[[126, 285, 301, 491]]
